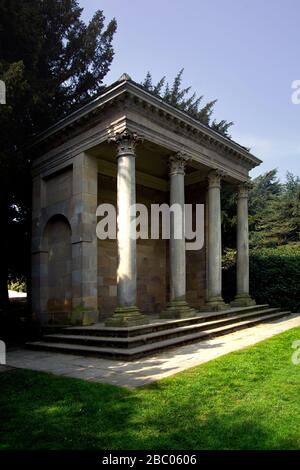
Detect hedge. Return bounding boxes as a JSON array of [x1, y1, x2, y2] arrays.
[[222, 245, 300, 312]]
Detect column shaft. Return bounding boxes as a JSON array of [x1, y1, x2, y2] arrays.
[[105, 129, 148, 326], [170, 165, 186, 301], [117, 153, 137, 306], [200, 170, 228, 311], [237, 188, 249, 294], [160, 153, 195, 318], [231, 183, 255, 307], [208, 176, 222, 299]]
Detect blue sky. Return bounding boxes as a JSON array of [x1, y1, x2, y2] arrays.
[[79, 0, 300, 180]]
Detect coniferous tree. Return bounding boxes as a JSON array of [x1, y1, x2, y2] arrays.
[[249, 170, 283, 247], [141, 69, 234, 137], [221, 169, 300, 250], [0, 0, 117, 307], [263, 172, 300, 245]]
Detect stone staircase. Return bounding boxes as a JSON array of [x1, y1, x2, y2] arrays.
[[26, 305, 292, 360]]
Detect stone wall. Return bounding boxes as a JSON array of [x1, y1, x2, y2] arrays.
[[32, 167, 74, 325], [136, 185, 168, 314], [97, 175, 118, 318], [32, 154, 99, 326], [45, 168, 72, 207]]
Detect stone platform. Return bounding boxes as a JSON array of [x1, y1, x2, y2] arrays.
[[8, 313, 300, 387], [26, 305, 291, 360]]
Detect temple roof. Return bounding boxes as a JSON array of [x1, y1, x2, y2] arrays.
[[31, 74, 262, 170]]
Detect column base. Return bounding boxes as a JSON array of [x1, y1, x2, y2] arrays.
[[105, 306, 149, 327], [230, 294, 256, 308], [160, 300, 197, 319], [71, 306, 99, 326], [199, 297, 229, 312]]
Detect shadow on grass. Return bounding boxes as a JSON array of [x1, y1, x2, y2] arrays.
[[2, 326, 300, 450], [0, 365, 299, 450]]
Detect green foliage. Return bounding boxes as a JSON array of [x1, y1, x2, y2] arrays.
[[249, 171, 300, 248], [249, 245, 300, 312], [141, 69, 233, 137], [2, 326, 300, 449], [0, 0, 117, 132], [71, 302, 90, 326], [249, 170, 284, 247], [269, 173, 300, 244], [221, 186, 237, 249], [223, 245, 300, 312], [211, 119, 234, 136], [7, 275, 27, 293], [222, 249, 237, 303], [0, 0, 117, 305], [221, 169, 300, 251], [222, 248, 237, 270]]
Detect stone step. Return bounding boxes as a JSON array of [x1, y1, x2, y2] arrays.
[[63, 304, 271, 338], [42, 307, 281, 349], [41, 325, 70, 335], [26, 310, 292, 360]]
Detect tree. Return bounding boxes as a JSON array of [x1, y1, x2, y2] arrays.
[[141, 69, 234, 137], [221, 169, 300, 252], [248, 169, 282, 247], [262, 172, 300, 245], [0, 0, 117, 307]]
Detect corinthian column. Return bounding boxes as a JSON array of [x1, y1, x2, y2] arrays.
[[105, 129, 148, 326], [160, 152, 195, 318], [231, 182, 256, 307], [200, 169, 228, 311]]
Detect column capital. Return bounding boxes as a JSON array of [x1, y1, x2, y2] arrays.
[[207, 169, 225, 189], [109, 128, 143, 157], [237, 181, 253, 198], [169, 152, 190, 176]]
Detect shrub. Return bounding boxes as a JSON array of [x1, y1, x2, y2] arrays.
[[223, 245, 300, 312], [7, 275, 27, 293]]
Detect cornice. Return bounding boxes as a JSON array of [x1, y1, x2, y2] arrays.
[[125, 96, 261, 173], [125, 82, 261, 167], [30, 78, 262, 170]]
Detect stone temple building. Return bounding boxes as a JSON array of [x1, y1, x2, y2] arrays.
[[29, 74, 289, 358]]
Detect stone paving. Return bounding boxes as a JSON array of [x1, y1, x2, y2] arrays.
[[5, 313, 300, 388]]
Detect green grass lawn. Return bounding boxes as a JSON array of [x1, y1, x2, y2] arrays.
[[1, 326, 300, 450]]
